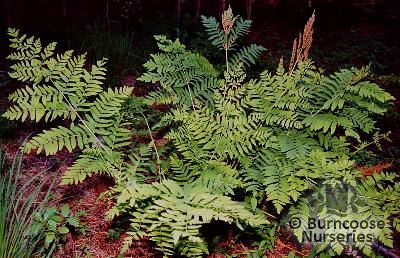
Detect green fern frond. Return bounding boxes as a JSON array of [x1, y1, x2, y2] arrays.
[[201, 16, 225, 48], [4, 29, 135, 186], [108, 179, 267, 257], [244, 150, 308, 214], [3, 84, 69, 122], [229, 44, 266, 68], [229, 17, 252, 43], [25, 124, 93, 155], [61, 148, 124, 185], [138, 37, 219, 106]]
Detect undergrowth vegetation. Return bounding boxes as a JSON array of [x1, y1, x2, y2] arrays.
[[0, 146, 86, 257], [2, 7, 400, 257], [0, 147, 51, 257], [72, 23, 140, 88]]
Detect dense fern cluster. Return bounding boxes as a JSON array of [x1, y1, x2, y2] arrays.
[[138, 8, 399, 257], [3, 26, 267, 257], [3, 8, 400, 257], [107, 180, 266, 257]]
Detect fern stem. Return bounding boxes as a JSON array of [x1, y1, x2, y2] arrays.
[[187, 86, 196, 111], [351, 133, 388, 155], [179, 60, 196, 110], [224, 29, 229, 73], [51, 78, 112, 156], [141, 112, 165, 180], [311, 94, 340, 117], [225, 48, 229, 74]]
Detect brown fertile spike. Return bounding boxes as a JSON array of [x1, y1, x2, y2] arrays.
[[279, 55, 284, 67], [222, 5, 235, 35], [289, 11, 316, 73]]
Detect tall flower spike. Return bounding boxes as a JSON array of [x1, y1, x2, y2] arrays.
[[222, 5, 235, 35], [289, 11, 315, 73]]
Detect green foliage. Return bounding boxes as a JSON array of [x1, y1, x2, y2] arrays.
[[107, 180, 267, 257], [139, 8, 397, 257], [2, 26, 269, 258], [0, 147, 53, 258], [32, 205, 86, 255], [3, 28, 135, 184], [4, 7, 399, 257], [73, 23, 140, 88], [139, 35, 220, 106]]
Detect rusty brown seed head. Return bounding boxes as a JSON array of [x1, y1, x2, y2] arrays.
[[222, 6, 235, 35]]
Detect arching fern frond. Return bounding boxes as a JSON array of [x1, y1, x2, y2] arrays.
[[4, 29, 134, 185], [229, 44, 266, 68], [61, 148, 124, 185], [201, 15, 225, 48], [138, 36, 219, 106], [107, 180, 267, 257]]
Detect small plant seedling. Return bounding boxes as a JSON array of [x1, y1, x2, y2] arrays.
[[32, 204, 86, 255]]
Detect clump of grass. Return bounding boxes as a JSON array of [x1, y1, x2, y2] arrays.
[[0, 147, 54, 257], [74, 23, 141, 88]]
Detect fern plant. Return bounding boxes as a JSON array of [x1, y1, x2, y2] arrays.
[[3, 28, 134, 184], [3, 27, 268, 258], [4, 7, 399, 257], [139, 7, 398, 257]]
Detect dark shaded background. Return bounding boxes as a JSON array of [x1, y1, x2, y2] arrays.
[[1, 0, 400, 73]]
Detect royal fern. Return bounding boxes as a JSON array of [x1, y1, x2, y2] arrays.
[[3, 28, 134, 184], [4, 6, 399, 258], [138, 8, 397, 257], [3, 26, 270, 258]]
